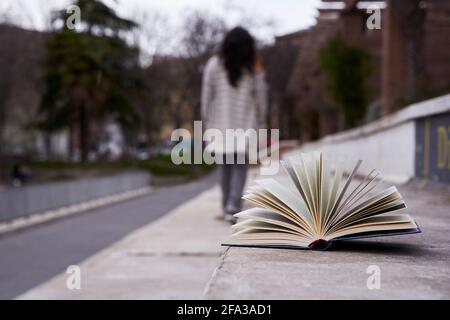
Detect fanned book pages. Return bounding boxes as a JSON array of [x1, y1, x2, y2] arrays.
[[222, 153, 421, 251]]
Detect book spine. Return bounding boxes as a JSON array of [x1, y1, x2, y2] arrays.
[[308, 239, 333, 251]]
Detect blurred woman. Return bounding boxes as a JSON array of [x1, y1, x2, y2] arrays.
[[201, 27, 267, 223]]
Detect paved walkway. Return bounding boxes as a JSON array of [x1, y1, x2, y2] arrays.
[[16, 170, 450, 300], [205, 177, 450, 299], [18, 183, 231, 299], [1, 173, 217, 299]]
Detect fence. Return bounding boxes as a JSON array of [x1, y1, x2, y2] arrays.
[[0, 171, 150, 222]]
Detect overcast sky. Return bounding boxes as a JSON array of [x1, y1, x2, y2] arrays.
[[1, 0, 322, 39]]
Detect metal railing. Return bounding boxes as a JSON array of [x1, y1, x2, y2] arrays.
[[0, 171, 150, 222]]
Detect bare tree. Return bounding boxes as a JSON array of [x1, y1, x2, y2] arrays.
[[180, 10, 227, 122], [129, 7, 173, 66], [127, 7, 178, 145], [260, 40, 299, 138], [221, 0, 278, 45], [0, 47, 12, 167]]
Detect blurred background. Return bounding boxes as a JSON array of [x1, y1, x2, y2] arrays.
[[0, 0, 449, 186], [0, 0, 319, 186], [0, 0, 450, 300]]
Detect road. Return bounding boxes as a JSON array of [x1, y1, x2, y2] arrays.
[[0, 172, 218, 299]]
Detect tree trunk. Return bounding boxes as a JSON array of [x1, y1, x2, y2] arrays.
[[79, 105, 89, 163], [44, 133, 52, 161]]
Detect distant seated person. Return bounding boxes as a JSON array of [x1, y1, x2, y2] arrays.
[[11, 163, 32, 187]]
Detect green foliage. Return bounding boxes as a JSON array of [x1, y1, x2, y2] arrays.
[[138, 155, 214, 177], [38, 0, 140, 161], [54, 0, 137, 33], [30, 155, 215, 178], [319, 37, 373, 128]]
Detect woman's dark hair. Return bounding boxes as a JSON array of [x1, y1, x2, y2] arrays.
[[220, 27, 256, 87]]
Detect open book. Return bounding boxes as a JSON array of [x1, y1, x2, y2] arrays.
[[223, 153, 420, 250]]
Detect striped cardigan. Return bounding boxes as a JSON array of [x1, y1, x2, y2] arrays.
[[201, 56, 268, 154]]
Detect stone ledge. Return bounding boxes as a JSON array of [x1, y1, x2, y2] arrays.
[[205, 182, 450, 299]]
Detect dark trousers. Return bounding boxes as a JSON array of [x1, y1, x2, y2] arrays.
[[220, 154, 248, 215]]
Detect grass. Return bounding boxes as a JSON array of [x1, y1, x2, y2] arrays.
[[28, 155, 215, 178], [138, 155, 214, 177]]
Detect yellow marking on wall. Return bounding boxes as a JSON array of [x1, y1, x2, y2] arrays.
[[423, 118, 430, 178], [437, 126, 447, 169]]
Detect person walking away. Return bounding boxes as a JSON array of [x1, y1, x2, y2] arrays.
[[201, 27, 268, 223]]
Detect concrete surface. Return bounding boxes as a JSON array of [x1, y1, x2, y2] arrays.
[[14, 168, 450, 300], [205, 178, 450, 300], [17, 183, 231, 299], [0, 172, 217, 299]]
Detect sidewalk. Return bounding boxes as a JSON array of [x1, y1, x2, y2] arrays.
[[205, 176, 450, 299], [18, 170, 450, 299], [18, 184, 231, 299]]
